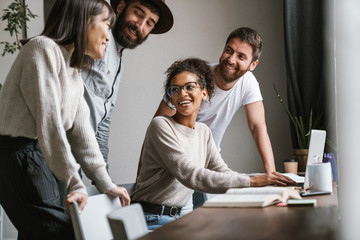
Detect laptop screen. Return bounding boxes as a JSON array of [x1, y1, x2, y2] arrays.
[[303, 129, 327, 190]]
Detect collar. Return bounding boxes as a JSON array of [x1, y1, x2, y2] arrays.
[[110, 30, 125, 55]]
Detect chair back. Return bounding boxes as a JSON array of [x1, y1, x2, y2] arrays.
[[69, 194, 121, 240], [107, 203, 148, 240], [85, 183, 135, 197]]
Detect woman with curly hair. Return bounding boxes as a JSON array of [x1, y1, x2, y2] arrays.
[[132, 57, 294, 230]]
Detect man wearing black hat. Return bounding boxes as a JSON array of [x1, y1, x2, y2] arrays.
[[82, 0, 173, 165]]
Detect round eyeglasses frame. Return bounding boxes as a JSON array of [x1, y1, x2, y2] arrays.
[[166, 81, 200, 98]]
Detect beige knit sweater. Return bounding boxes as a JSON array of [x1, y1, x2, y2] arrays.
[[132, 116, 250, 207], [0, 36, 116, 195]]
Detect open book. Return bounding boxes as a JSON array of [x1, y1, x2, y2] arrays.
[[203, 187, 302, 208]]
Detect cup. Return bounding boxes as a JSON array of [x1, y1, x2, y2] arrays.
[[284, 159, 298, 174], [308, 162, 333, 193]]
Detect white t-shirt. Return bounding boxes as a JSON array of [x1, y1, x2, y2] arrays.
[[164, 64, 263, 151]]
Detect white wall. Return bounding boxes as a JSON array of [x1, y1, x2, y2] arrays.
[[107, 0, 291, 185], [336, 1, 360, 239]]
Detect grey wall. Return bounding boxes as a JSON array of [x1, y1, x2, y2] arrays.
[[106, 0, 292, 185], [1, 0, 291, 238], [0, 0, 292, 184]]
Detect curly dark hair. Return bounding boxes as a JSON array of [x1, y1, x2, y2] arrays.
[[164, 58, 215, 102]]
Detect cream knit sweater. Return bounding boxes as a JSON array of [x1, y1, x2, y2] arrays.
[[132, 116, 250, 207], [0, 36, 116, 195]]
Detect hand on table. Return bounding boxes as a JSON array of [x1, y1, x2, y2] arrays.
[[250, 172, 296, 187]]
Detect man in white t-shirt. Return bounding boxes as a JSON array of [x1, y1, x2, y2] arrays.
[[152, 27, 276, 174]]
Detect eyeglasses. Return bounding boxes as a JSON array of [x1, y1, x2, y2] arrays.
[[166, 82, 200, 98]]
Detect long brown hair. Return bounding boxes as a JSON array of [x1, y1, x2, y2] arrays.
[[41, 0, 115, 69]]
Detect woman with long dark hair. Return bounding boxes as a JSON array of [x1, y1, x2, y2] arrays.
[[0, 0, 130, 239]]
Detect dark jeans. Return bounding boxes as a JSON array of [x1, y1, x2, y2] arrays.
[[0, 136, 75, 240]]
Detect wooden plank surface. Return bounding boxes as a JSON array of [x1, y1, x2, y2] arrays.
[[140, 184, 339, 240]]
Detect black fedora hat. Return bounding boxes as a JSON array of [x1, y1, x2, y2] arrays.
[[110, 0, 174, 34]]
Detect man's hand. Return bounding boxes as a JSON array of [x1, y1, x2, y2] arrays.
[[107, 186, 131, 206], [64, 192, 88, 214], [250, 172, 296, 187]]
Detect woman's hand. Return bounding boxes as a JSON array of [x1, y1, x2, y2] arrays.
[[250, 172, 296, 187], [64, 192, 88, 214], [107, 186, 131, 206]]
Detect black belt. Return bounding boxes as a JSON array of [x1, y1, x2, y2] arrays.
[[133, 201, 182, 217], [0, 135, 38, 149]]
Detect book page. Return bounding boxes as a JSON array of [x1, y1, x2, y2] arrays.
[[281, 173, 305, 183], [204, 187, 301, 208], [203, 194, 280, 207], [226, 187, 293, 195]]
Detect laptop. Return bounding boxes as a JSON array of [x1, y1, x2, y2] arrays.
[[300, 129, 331, 196]]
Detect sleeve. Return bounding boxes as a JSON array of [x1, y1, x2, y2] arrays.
[[67, 97, 117, 193], [81, 72, 111, 163], [162, 94, 176, 110], [242, 72, 263, 106], [147, 118, 250, 193], [94, 102, 113, 163], [20, 39, 115, 194], [20, 40, 85, 194]]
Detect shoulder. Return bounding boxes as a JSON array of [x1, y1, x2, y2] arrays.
[[21, 36, 62, 60], [24, 36, 59, 51], [146, 116, 178, 142], [195, 121, 209, 130], [208, 63, 218, 69], [195, 121, 212, 137], [17, 36, 65, 70], [234, 71, 259, 90], [150, 116, 174, 129], [242, 71, 258, 82]]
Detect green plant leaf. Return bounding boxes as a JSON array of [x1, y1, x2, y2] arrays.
[[0, 0, 38, 56], [273, 83, 315, 149]]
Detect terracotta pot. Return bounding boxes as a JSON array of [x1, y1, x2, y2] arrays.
[[293, 149, 309, 174]]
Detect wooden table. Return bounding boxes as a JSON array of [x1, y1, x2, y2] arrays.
[[140, 184, 339, 240]]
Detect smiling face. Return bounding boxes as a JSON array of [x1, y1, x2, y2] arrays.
[[86, 7, 112, 60], [170, 71, 207, 127], [113, 1, 159, 49], [219, 37, 259, 83]]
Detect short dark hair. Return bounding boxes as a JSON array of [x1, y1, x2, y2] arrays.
[[42, 0, 115, 69], [164, 58, 215, 102], [226, 27, 263, 62]]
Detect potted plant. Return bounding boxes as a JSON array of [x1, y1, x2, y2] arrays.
[[273, 84, 324, 172], [0, 0, 37, 56], [0, 0, 37, 97]]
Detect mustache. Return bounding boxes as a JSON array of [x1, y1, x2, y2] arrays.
[[127, 22, 143, 40]]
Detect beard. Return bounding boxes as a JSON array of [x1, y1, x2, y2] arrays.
[[219, 59, 250, 83], [112, 11, 149, 49]]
